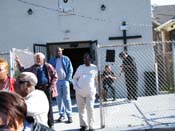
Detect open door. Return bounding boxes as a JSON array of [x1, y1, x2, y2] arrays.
[[46, 40, 98, 98], [90, 40, 98, 64]]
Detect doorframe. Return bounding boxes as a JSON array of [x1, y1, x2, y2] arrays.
[[46, 40, 98, 61], [33, 40, 98, 62]]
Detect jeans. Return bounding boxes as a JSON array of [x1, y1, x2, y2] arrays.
[[56, 80, 72, 117]]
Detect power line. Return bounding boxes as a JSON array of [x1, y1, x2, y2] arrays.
[[17, 0, 60, 12], [16, 0, 152, 28]]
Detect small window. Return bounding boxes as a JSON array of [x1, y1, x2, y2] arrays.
[[106, 50, 115, 62]]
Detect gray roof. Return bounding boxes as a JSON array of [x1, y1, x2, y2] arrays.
[[153, 5, 175, 24]]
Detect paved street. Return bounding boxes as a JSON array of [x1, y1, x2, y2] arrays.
[[52, 94, 175, 131]]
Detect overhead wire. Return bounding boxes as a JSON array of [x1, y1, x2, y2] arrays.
[[16, 0, 153, 28]]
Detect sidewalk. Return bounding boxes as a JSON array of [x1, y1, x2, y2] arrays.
[[52, 98, 101, 131], [52, 94, 175, 131]]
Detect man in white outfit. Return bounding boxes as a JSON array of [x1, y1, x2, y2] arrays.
[[73, 53, 98, 131], [14, 72, 49, 127]]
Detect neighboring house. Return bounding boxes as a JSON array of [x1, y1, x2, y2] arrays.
[[153, 5, 175, 42], [0, 0, 154, 97], [152, 5, 175, 92]]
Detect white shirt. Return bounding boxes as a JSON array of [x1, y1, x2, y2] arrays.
[[73, 64, 98, 97], [25, 90, 49, 126], [56, 58, 66, 80]]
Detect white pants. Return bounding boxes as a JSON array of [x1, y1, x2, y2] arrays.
[[76, 92, 96, 129]]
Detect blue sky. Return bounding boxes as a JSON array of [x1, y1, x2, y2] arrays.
[[151, 0, 175, 5]]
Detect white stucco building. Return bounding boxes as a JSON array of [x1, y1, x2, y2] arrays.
[[0, 0, 152, 49], [0, 0, 155, 97]]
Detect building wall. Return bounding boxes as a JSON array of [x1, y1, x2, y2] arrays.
[[0, 0, 152, 51], [0, 0, 155, 97]]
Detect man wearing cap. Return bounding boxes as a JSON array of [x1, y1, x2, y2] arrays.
[[49, 47, 73, 123], [15, 52, 58, 128]]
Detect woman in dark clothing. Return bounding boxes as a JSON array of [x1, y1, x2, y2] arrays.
[[0, 91, 26, 131], [0, 91, 55, 131]]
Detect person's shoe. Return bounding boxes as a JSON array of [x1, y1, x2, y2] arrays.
[[112, 98, 116, 101], [89, 129, 95, 131], [134, 97, 138, 100], [56, 116, 65, 122], [126, 99, 131, 103], [103, 98, 107, 102], [79, 126, 87, 131], [49, 125, 55, 130], [67, 117, 73, 123]]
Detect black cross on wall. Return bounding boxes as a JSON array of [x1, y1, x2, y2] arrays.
[[109, 21, 142, 52]]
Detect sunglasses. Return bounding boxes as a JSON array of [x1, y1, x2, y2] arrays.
[[16, 80, 29, 84]]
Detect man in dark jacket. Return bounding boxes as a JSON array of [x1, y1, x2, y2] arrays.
[[119, 51, 138, 100]]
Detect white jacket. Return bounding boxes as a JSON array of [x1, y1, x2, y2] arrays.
[[73, 64, 98, 97], [25, 90, 49, 126]]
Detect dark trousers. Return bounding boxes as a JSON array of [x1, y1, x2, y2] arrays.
[[36, 85, 54, 126], [103, 84, 116, 100], [126, 79, 138, 100]]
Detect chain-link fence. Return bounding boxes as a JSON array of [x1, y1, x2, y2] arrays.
[[1, 43, 175, 130], [97, 41, 175, 130], [0, 48, 34, 78]]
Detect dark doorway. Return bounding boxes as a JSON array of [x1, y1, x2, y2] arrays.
[[63, 48, 90, 73], [34, 41, 97, 98], [62, 48, 90, 98], [47, 43, 91, 98]]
